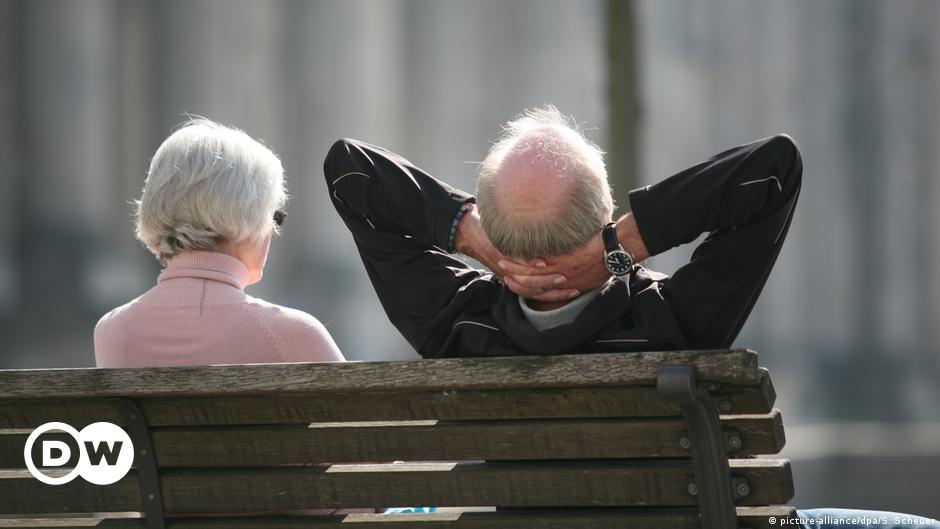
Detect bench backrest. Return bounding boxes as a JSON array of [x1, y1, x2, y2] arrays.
[[0, 349, 794, 528]]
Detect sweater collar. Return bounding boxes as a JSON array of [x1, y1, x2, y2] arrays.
[[492, 277, 633, 356], [158, 251, 250, 290], [517, 287, 603, 331]]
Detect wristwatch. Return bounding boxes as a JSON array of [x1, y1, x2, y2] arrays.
[[602, 222, 634, 276]]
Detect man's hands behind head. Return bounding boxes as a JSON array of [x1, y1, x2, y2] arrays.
[[456, 208, 650, 303], [498, 233, 607, 300], [497, 213, 652, 302], [454, 205, 579, 302]]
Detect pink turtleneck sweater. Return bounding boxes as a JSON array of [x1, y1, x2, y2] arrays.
[[94, 251, 344, 367]]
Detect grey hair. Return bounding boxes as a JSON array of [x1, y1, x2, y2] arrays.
[[476, 105, 614, 259], [135, 118, 287, 262]]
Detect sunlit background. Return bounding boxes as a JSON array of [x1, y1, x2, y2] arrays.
[[1, 0, 938, 517]]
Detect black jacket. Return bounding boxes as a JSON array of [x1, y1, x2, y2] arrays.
[[324, 135, 802, 358]]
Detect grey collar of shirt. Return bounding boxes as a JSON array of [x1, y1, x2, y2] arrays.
[[517, 288, 603, 332]]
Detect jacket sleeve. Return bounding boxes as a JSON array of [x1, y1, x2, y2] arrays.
[[627, 134, 803, 348], [323, 138, 491, 356]]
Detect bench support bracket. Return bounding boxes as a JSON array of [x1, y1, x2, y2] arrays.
[[112, 398, 166, 529], [658, 364, 738, 529]]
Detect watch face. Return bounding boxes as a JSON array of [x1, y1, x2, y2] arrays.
[[605, 251, 633, 275]]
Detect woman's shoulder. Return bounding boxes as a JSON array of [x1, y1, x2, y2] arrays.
[[94, 296, 149, 366], [95, 296, 145, 335], [242, 296, 345, 362], [241, 295, 321, 327]]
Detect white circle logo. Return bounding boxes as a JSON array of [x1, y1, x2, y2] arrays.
[[24, 422, 134, 486]]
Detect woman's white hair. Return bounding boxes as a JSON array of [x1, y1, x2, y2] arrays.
[[135, 118, 287, 262], [476, 105, 614, 259]]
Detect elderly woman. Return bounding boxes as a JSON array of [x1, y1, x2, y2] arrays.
[[95, 119, 343, 367]]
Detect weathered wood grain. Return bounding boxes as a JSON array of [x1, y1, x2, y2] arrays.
[[0, 379, 775, 429], [725, 411, 787, 457], [144, 412, 784, 465], [0, 459, 792, 514], [0, 412, 785, 468], [0, 520, 107, 528], [0, 350, 760, 399], [0, 470, 141, 513], [0, 387, 672, 429], [715, 367, 776, 415], [0, 506, 797, 528]]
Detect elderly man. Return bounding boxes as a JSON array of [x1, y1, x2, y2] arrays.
[[323, 107, 940, 529], [324, 106, 800, 358]]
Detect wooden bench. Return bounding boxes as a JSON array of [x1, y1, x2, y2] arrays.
[[0, 349, 795, 528]]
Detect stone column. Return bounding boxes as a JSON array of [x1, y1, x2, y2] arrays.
[[20, 0, 119, 323]]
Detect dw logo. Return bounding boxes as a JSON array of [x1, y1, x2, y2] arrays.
[[23, 422, 134, 485]]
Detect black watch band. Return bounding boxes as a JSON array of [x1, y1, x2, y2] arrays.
[[602, 222, 620, 252]]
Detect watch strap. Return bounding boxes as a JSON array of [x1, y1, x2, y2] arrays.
[[602, 222, 620, 252]]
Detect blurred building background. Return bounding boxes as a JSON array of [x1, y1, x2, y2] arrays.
[[0, 0, 938, 517]]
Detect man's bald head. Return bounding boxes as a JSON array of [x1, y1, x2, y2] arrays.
[[476, 106, 613, 259]]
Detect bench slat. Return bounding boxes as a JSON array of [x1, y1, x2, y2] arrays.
[[0, 412, 786, 468], [0, 351, 760, 399], [147, 412, 784, 465], [0, 506, 798, 528], [0, 521, 108, 528], [0, 372, 775, 428], [0, 459, 793, 514], [0, 506, 798, 529], [0, 470, 141, 514]]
